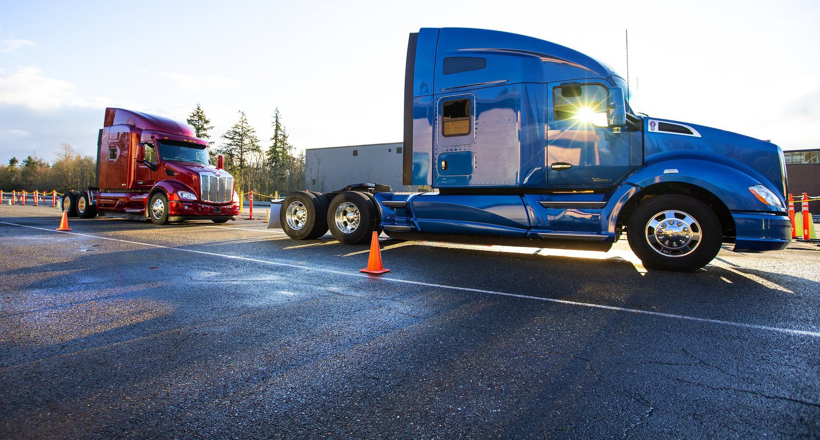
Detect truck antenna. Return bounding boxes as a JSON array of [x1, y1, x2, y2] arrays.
[[625, 29, 630, 103]]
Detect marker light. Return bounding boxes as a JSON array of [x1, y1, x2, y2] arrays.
[[748, 185, 783, 208], [573, 107, 608, 127]]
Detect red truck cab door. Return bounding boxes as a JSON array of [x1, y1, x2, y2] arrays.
[[134, 143, 159, 189]]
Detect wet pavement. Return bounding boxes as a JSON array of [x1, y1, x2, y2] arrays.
[[1, 204, 819, 438]]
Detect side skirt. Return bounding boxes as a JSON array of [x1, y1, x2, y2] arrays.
[[383, 231, 613, 252]]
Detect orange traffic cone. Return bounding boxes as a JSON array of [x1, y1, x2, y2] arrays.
[[56, 210, 72, 231], [360, 231, 389, 275]]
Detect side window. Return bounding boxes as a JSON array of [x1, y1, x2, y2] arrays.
[[108, 148, 117, 160], [144, 144, 157, 163], [441, 98, 472, 137], [553, 84, 608, 125]]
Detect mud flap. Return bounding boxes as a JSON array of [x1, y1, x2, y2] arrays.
[[267, 200, 283, 229]]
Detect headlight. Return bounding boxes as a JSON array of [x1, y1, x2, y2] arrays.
[[748, 185, 783, 208], [178, 191, 197, 201]]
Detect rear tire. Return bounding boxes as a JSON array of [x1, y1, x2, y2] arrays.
[[149, 193, 170, 225], [62, 192, 78, 217], [327, 191, 376, 244], [360, 192, 383, 235], [309, 191, 329, 213], [280, 191, 328, 240], [627, 195, 722, 272], [76, 191, 97, 219]]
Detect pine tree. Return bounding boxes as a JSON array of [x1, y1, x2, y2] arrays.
[[187, 103, 214, 141], [187, 103, 216, 163], [266, 108, 289, 166], [266, 108, 292, 192], [218, 111, 261, 187]]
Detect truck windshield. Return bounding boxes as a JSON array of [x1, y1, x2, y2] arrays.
[[157, 141, 209, 165]]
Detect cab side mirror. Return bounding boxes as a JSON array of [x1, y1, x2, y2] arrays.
[[608, 87, 627, 127], [136, 143, 158, 170]]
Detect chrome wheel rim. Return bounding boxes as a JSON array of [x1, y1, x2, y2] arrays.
[[334, 202, 361, 234], [645, 209, 701, 257], [77, 196, 86, 212], [286, 201, 308, 230], [64, 197, 71, 212], [151, 199, 165, 220]]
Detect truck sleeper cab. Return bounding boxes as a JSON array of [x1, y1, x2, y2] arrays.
[[278, 28, 790, 272], [61, 108, 239, 225]]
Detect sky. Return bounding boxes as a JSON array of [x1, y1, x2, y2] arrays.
[[1, 0, 819, 165]]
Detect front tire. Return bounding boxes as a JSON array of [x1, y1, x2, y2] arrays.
[[327, 191, 376, 244], [76, 191, 97, 219], [280, 191, 328, 240], [212, 218, 230, 224], [62, 192, 78, 217], [627, 195, 722, 272], [149, 193, 170, 225]]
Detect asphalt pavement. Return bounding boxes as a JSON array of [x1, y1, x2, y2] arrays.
[[1, 203, 819, 439]]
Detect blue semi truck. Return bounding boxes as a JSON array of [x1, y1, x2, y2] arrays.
[[278, 28, 790, 272]]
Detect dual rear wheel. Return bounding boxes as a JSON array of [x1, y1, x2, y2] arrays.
[[62, 192, 78, 217], [280, 191, 377, 244], [326, 191, 377, 244], [62, 191, 97, 219], [76, 191, 97, 218]]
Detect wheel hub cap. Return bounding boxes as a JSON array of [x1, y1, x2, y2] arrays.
[[286, 201, 308, 230], [645, 210, 701, 257], [334, 202, 360, 234], [151, 199, 165, 219]]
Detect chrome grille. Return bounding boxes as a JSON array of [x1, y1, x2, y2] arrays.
[[218, 177, 227, 202], [200, 173, 233, 203]]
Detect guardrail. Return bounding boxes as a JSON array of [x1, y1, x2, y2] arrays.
[[1, 190, 61, 207]]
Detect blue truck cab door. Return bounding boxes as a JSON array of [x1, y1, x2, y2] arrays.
[[547, 81, 633, 189]]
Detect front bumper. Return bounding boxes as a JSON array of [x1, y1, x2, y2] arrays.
[[732, 212, 791, 251], [169, 215, 237, 222], [169, 201, 240, 218]]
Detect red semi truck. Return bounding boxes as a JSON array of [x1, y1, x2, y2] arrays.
[[62, 108, 239, 224]]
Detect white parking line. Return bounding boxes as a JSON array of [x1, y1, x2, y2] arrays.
[[3, 220, 819, 339], [203, 225, 287, 234]]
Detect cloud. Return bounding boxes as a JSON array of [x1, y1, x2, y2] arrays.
[[0, 67, 109, 110], [159, 72, 240, 91], [0, 39, 36, 53], [0, 129, 31, 139], [0, 105, 101, 162]]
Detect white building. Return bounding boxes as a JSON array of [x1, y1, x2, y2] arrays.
[[305, 142, 415, 193]]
